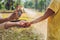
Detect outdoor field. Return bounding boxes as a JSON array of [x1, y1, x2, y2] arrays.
[[0, 0, 50, 40], [0, 9, 47, 40]]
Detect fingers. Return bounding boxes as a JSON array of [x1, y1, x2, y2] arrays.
[[15, 11, 19, 19], [18, 21, 31, 28], [9, 6, 23, 20], [25, 22, 31, 27], [11, 10, 19, 20]]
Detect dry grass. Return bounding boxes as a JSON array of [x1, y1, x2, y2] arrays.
[[0, 11, 47, 40]]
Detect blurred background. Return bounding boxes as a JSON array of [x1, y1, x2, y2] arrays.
[[0, 0, 51, 40], [0, 0, 50, 11]]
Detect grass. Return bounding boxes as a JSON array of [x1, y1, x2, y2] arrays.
[[0, 10, 45, 40]]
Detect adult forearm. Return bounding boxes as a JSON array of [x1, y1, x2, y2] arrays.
[[0, 18, 10, 23], [5, 22, 18, 29], [0, 22, 18, 29]]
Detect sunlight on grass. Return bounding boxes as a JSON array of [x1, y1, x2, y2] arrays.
[[0, 11, 46, 40], [1, 13, 32, 32]]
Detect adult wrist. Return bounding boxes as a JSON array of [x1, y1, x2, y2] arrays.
[[6, 18, 10, 21], [4, 22, 9, 29], [4, 22, 19, 29], [15, 22, 20, 26], [16, 22, 23, 27]]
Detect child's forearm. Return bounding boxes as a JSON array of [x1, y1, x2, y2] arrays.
[[30, 16, 47, 24], [30, 8, 55, 24]]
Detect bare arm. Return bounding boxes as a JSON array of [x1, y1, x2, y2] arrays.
[[30, 8, 55, 24], [3, 21, 27, 29], [0, 18, 10, 23], [0, 10, 19, 23], [0, 21, 19, 29], [4, 22, 19, 29]]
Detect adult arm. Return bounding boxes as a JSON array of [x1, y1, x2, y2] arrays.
[[0, 10, 19, 23], [0, 22, 18, 29], [0, 20, 27, 29]]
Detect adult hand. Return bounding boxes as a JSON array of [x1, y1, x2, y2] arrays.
[[25, 22, 31, 27], [8, 10, 20, 21], [17, 20, 31, 28], [8, 6, 23, 21]]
